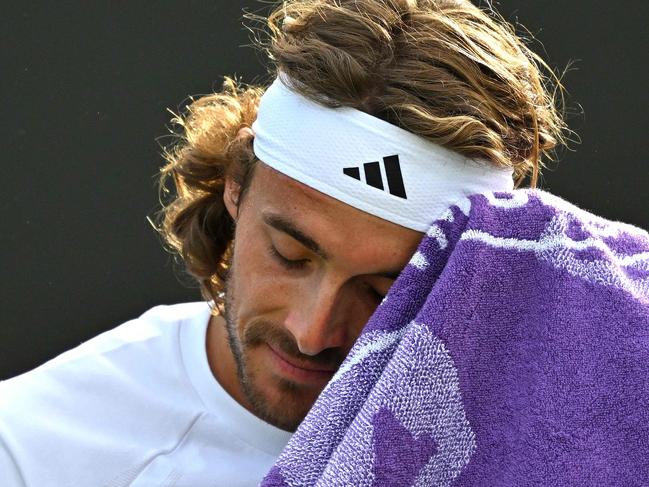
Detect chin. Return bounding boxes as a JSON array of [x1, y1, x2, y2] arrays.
[[243, 362, 320, 431]]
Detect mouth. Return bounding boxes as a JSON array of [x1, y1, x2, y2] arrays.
[[265, 343, 337, 386]]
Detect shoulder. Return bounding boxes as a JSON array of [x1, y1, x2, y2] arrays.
[[0, 301, 211, 487], [2, 301, 210, 392]]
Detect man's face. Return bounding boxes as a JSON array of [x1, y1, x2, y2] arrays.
[[220, 163, 422, 431]]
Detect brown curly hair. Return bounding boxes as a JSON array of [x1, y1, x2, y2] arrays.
[[157, 0, 571, 309]]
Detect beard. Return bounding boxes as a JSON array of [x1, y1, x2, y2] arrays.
[[221, 265, 345, 432]]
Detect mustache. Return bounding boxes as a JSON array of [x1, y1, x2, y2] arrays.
[[243, 319, 346, 371]]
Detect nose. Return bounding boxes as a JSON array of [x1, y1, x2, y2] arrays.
[[283, 277, 349, 356]]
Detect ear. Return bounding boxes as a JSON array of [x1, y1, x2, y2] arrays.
[[223, 176, 241, 220], [223, 126, 255, 220]]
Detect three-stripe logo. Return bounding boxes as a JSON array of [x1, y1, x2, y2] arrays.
[[342, 154, 407, 199]]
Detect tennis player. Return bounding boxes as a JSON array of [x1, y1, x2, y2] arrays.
[[0, 1, 569, 485]]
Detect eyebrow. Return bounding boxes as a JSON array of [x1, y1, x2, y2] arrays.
[[262, 213, 403, 280], [263, 213, 329, 260]]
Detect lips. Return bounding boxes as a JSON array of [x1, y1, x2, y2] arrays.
[[267, 343, 337, 373], [265, 343, 337, 384]]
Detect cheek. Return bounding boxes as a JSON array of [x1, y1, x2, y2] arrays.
[[338, 286, 383, 335], [230, 232, 298, 320]]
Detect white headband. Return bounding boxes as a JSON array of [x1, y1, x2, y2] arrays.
[[251, 74, 514, 232]]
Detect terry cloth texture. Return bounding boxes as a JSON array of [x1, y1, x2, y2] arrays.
[[260, 189, 649, 487]]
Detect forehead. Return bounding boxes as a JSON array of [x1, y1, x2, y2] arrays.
[[245, 163, 422, 263]]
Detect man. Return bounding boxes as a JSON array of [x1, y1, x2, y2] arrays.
[[0, 0, 571, 485]]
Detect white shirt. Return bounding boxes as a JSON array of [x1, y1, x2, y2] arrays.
[[0, 302, 292, 487]]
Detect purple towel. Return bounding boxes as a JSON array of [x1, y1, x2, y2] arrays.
[[261, 189, 649, 486]]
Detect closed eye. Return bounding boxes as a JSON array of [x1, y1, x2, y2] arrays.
[[268, 244, 309, 270]]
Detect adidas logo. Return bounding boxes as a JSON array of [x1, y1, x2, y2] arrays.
[[343, 154, 407, 199]]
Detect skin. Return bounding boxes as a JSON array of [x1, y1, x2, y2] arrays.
[[206, 161, 423, 432]]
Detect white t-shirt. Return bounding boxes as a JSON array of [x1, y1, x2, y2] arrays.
[[0, 302, 292, 487]]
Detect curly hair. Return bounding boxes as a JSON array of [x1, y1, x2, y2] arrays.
[[157, 0, 571, 309]]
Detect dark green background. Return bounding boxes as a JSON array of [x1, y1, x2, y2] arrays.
[[2, 1, 647, 379]]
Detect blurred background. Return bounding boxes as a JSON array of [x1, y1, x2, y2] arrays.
[[2, 1, 647, 379]]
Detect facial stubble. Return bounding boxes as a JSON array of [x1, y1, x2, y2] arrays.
[[221, 263, 342, 432]]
